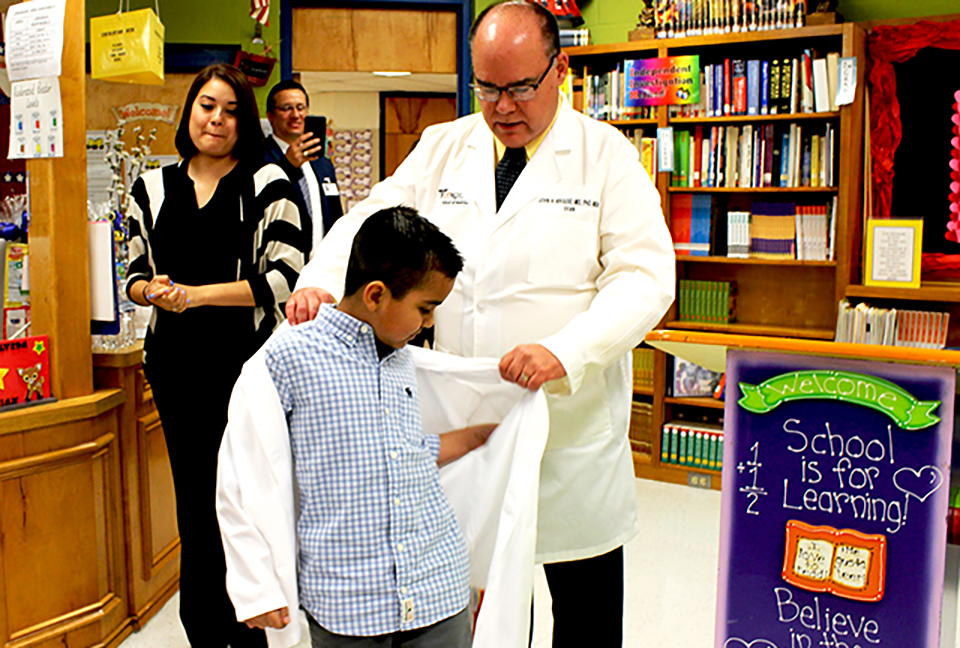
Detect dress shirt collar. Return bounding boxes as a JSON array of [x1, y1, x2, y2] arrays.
[[316, 304, 397, 361], [493, 92, 563, 165]]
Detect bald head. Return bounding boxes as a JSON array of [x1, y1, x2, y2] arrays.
[[469, 2, 569, 148], [470, 2, 560, 60]]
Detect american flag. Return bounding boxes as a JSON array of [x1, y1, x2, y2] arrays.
[[250, 0, 269, 26]]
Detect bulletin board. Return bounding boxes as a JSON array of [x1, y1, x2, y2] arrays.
[[716, 349, 953, 648]]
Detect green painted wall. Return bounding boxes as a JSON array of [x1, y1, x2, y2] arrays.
[[474, 0, 958, 46], [86, 0, 281, 110]]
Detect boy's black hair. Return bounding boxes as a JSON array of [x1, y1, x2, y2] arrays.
[[344, 206, 463, 299]]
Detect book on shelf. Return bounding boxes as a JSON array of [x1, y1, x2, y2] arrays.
[[731, 59, 747, 115], [632, 346, 656, 391], [747, 59, 761, 116], [826, 52, 840, 111], [726, 210, 751, 258], [750, 201, 796, 259], [629, 129, 659, 179], [678, 279, 737, 323], [661, 421, 724, 470], [834, 300, 949, 349], [670, 193, 693, 254], [629, 401, 655, 455], [690, 194, 713, 255]]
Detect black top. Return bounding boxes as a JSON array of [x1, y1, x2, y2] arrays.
[[126, 160, 308, 369]]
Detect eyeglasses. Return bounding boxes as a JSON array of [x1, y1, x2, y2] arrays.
[[275, 103, 308, 114], [471, 54, 557, 103]]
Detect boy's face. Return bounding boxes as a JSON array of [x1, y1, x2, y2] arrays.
[[372, 270, 455, 349]]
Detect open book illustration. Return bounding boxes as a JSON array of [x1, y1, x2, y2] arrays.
[[781, 520, 887, 602]]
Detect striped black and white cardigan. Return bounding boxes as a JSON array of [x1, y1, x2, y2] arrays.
[[125, 160, 310, 348]]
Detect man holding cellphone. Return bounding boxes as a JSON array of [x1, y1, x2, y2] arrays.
[[264, 80, 344, 258]]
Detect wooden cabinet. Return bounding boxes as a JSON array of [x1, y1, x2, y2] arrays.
[[566, 24, 867, 490], [94, 344, 180, 631]]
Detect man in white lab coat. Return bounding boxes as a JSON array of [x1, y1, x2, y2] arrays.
[[285, 2, 675, 644]]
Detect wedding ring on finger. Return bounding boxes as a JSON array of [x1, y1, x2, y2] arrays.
[[520, 373, 529, 385]]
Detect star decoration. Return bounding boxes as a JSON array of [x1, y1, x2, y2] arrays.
[[15, 173, 25, 183], [33, 340, 45, 354], [2, 173, 11, 183]]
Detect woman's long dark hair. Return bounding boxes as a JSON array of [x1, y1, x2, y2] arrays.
[[175, 64, 264, 165]]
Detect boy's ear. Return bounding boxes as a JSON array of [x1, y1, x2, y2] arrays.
[[361, 281, 390, 311]]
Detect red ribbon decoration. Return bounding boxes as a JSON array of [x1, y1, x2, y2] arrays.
[[867, 19, 960, 220]]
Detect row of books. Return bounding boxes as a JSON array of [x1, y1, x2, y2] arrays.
[[835, 300, 950, 349], [677, 279, 737, 323], [691, 53, 840, 119], [669, 122, 836, 189], [630, 132, 659, 179], [632, 347, 656, 391], [629, 401, 655, 455], [661, 422, 725, 470], [559, 28, 590, 48], [725, 202, 835, 261], [670, 193, 713, 256], [672, 197, 836, 261], [581, 68, 657, 121], [654, 0, 806, 39]]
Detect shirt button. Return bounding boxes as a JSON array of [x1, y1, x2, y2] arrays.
[[394, 498, 401, 506], [360, 325, 369, 334], [390, 451, 398, 460], [397, 543, 404, 551], [384, 408, 390, 416], [400, 587, 408, 594], [346, 334, 354, 342], [477, 302, 486, 313]]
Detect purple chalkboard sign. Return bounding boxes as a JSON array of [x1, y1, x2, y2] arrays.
[[717, 350, 954, 648]]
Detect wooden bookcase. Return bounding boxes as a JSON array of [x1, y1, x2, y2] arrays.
[[565, 24, 867, 490]]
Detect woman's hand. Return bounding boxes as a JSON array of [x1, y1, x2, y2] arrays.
[[144, 275, 189, 313]]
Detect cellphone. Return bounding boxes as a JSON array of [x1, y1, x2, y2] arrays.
[[303, 115, 327, 158]]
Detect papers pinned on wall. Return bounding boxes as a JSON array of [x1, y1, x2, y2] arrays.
[[8, 76, 62, 159]]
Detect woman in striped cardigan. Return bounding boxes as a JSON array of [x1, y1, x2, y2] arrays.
[[125, 64, 308, 648]]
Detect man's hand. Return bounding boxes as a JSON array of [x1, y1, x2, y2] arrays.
[[499, 344, 566, 390], [244, 607, 291, 630], [284, 132, 324, 168], [285, 287, 336, 325]]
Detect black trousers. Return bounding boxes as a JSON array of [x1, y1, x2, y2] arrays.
[[539, 546, 624, 648], [148, 360, 266, 648]]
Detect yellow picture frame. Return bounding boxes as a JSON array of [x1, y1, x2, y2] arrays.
[[864, 218, 923, 289]]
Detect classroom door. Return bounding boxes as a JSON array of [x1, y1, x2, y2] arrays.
[[381, 93, 456, 179]]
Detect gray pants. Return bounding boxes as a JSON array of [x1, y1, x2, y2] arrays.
[[307, 608, 471, 648]]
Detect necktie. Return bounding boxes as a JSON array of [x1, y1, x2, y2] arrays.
[[495, 147, 526, 212], [297, 175, 314, 221]]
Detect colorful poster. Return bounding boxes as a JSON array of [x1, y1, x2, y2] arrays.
[[625, 55, 700, 107], [0, 335, 51, 408], [717, 350, 953, 648]]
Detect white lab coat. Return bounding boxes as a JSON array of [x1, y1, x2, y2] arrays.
[[217, 337, 550, 648], [298, 97, 676, 561]]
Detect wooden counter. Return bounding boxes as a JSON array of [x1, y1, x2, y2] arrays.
[[93, 342, 180, 631], [0, 343, 179, 648]]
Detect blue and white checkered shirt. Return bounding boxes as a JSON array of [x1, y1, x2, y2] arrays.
[[264, 304, 470, 637]]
